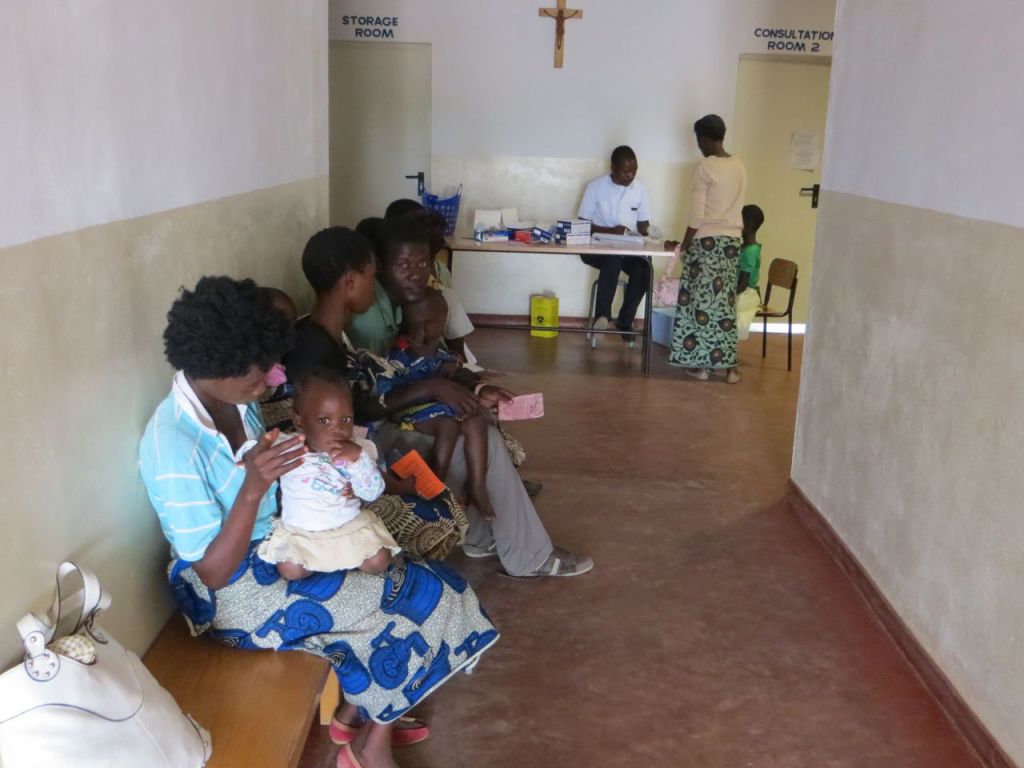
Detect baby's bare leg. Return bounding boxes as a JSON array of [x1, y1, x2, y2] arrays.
[[277, 561, 311, 581], [462, 412, 495, 521], [412, 416, 460, 480], [358, 547, 392, 574]]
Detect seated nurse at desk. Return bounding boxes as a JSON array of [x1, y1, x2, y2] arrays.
[[577, 145, 653, 345]]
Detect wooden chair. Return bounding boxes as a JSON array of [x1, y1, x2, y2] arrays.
[[755, 259, 799, 371]]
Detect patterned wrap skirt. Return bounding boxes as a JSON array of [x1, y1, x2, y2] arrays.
[[169, 544, 499, 724], [669, 235, 742, 369]]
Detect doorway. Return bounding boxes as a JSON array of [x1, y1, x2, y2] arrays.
[[328, 41, 432, 227], [732, 54, 831, 327]]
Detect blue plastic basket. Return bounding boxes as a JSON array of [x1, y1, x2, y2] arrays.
[[421, 184, 462, 236]]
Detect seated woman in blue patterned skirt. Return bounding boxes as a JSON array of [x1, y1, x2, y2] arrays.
[[138, 276, 498, 768]]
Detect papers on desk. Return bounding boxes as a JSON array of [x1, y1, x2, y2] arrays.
[[474, 209, 502, 230], [591, 232, 647, 247], [474, 208, 533, 230]]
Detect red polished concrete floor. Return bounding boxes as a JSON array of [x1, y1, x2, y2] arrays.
[[300, 331, 980, 768]]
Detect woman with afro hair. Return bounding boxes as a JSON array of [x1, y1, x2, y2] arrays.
[[139, 276, 498, 768]]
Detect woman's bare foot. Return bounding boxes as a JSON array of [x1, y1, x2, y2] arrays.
[[335, 702, 361, 726], [685, 367, 709, 381], [726, 367, 742, 384], [332, 703, 428, 746], [351, 722, 399, 768]]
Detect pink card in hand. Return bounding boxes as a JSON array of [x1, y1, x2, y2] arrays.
[[497, 393, 544, 421]]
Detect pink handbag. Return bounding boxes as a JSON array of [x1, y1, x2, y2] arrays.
[[653, 246, 682, 307]]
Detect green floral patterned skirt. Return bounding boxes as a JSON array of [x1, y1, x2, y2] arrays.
[[669, 236, 741, 369]]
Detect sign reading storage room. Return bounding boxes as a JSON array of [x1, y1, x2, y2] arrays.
[[340, 15, 399, 38]]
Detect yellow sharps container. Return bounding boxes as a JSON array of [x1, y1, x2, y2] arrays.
[[529, 292, 559, 338]]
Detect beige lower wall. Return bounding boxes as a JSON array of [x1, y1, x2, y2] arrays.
[[0, 177, 327, 668], [793, 190, 1024, 763]]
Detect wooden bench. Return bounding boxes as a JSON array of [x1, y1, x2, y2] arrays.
[[144, 615, 340, 768]]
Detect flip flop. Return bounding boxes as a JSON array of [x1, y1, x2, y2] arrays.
[[498, 548, 594, 580], [330, 716, 430, 747], [336, 745, 363, 768]]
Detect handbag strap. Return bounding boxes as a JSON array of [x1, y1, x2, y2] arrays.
[[16, 562, 110, 681]]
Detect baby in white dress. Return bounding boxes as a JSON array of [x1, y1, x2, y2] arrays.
[[257, 368, 400, 578]]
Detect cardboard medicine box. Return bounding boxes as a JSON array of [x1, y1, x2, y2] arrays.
[[555, 219, 592, 237], [554, 233, 592, 246], [475, 228, 511, 243]]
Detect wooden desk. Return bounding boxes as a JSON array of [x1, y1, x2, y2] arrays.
[[450, 238, 663, 375]]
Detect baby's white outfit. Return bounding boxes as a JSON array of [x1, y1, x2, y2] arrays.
[[258, 438, 400, 571]]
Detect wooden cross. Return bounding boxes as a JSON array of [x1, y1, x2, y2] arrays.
[[539, 0, 582, 69]]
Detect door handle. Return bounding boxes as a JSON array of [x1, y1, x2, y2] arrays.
[[405, 171, 425, 196], [799, 183, 820, 209]]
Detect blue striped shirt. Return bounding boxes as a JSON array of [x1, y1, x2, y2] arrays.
[[139, 372, 276, 561]]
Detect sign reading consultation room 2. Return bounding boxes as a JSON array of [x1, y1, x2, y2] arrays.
[[341, 15, 399, 38], [753, 28, 833, 52]]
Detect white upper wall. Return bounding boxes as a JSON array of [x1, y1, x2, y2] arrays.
[[329, 0, 836, 161], [823, 0, 1024, 228], [0, 0, 329, 249]]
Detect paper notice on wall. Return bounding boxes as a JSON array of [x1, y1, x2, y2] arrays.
[[789, 131, 821, 171]]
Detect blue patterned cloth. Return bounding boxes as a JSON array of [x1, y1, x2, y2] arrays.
[[380, 340, 460, 424], [169, 544, 497, 723]]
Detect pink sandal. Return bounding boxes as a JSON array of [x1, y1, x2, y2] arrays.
[[336, 744, 363, 768], [330, 716, 430, 747]]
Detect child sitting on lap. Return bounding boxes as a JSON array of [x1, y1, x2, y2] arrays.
[[378, 289, 497, 521], [257, 367, 400, 579]]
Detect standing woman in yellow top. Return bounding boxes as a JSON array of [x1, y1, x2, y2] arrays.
[[668, 114, 748, 383]]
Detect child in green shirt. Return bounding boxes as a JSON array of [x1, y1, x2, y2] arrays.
[[737, 204, 764, 341]]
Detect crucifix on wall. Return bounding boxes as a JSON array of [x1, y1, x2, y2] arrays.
[[538, 0, 582, 69]]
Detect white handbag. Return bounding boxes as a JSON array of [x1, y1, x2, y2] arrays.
[[0, 562, 212, 767]]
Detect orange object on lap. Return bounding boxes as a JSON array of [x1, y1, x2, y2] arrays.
[[390, 450, 446, 499]]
